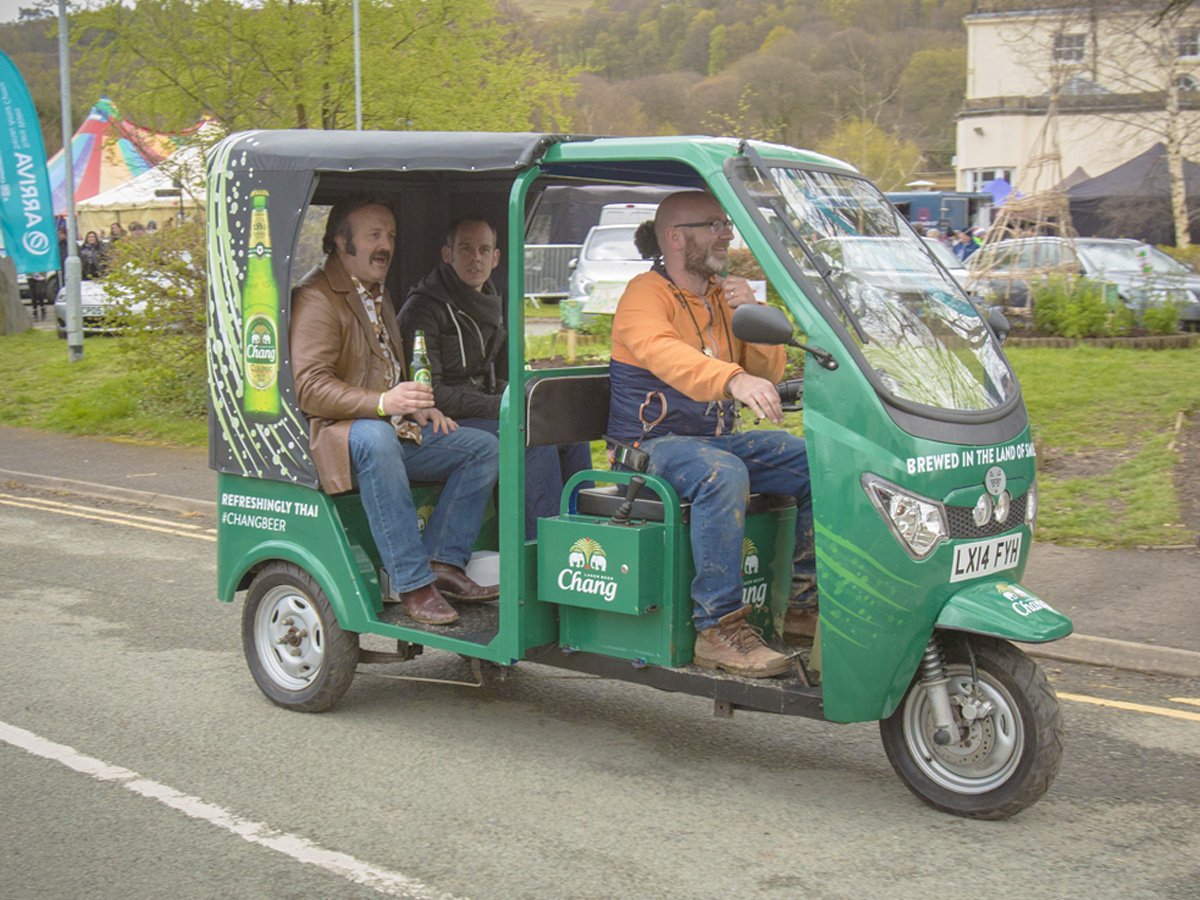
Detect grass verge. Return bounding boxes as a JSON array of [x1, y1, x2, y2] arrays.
[[0, 330, 207, 447]]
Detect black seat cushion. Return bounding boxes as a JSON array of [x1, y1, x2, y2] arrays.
[[576, 484, 794, 524]]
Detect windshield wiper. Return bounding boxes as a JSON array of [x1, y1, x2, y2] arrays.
[[735, 143, 869, 345]]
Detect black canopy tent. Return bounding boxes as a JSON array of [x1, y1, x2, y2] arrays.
[[1067, 143, 1200, 245]]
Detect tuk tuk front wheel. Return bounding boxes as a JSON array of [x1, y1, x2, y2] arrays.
[[879, 636, 1062, 820], [242, 562, 360, 713]]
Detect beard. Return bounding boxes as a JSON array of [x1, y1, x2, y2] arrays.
[[683, 234, 725, 280]]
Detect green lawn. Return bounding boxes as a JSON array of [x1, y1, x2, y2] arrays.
[[1, 328, 1195, 548]]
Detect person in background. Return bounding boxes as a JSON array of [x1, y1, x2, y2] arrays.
[[952, 229, 978, 262], [79, 231, 105, 280], [108, 222, 125, 245], [127, 222, 147, 239], [400, 217, 593, 540]]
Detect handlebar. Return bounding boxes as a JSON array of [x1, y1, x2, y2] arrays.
[[776, 377, 804, 412]]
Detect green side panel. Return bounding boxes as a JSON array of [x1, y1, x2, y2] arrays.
[[937, 581, 1073, 642], [216, 473, 379, 632]]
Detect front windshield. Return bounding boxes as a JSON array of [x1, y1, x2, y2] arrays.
[[1079, 242, 1191, 276], [731, 161, 1014, 412]]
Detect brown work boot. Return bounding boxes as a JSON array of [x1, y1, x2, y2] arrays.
[[431, 561, 499, 603], [693, 607, 791, 678], [400, 583, 460, 625], [784, 606, 818, 641]]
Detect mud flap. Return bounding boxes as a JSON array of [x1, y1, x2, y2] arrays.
[[936, 580, 1073, 643]]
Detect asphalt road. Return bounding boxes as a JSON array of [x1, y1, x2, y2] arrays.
[[2, 486, 1199, 899]]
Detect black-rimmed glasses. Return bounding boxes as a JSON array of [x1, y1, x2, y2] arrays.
[[671, 218, 734, 234]]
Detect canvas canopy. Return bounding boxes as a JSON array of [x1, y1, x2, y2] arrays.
[[75, 144, 206, 234], [49, 99, 208, 214], [1068, 143, 1200, 244]]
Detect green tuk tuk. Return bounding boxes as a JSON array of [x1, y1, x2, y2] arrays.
[[206, 131, 1071, 819]]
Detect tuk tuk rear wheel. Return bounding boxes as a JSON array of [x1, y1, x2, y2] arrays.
[[879, 636, 1062, 820], [242, 562, 360, 713]]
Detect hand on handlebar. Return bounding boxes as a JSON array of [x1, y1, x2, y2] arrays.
[[381, 381, 434, 417], [727, 372, 783, 424]]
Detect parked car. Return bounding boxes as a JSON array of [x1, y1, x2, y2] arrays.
[[53, 276, 146, 337], [566, 224, 652, 316], [1075, 239, 1200, 331], [966, 236, 1199, 330]]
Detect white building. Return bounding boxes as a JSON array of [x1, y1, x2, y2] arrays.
[[956, 4, 1200, 192]]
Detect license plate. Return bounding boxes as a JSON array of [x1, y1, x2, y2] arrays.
[[949, 533, 1022, 583]]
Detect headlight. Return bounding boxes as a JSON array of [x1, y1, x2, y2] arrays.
[[972, 492, 994, 527], [1025, 480, 1038, 531], [993, 490, 1011, 524], [862, 474, 948, 560]]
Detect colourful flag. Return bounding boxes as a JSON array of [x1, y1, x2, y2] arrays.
[[0, 50, 58, 276]]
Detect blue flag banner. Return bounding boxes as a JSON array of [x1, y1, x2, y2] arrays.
[[0, 50, 59, 275]]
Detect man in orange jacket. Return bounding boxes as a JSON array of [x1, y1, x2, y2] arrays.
[[607, 190, 814, 678]]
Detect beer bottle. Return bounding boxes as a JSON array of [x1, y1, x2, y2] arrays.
[[242, 189, 281, 420], [411, 329, 432, 385]]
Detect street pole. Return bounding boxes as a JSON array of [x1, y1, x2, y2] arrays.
[[352, 0, 362, 130], [57, 0, 82, 361]]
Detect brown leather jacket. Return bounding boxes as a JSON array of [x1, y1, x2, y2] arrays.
[[291, 253, 408, 494]]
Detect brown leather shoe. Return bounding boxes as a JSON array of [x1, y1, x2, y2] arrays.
[[431, 561, 499, 603], [693, 607, 791, 678], [400, 583, 459, 625]]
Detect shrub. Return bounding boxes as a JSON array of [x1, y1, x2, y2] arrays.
[[1032, 275, 1112, 338], [1141, 301, 1181, 335], [103, 220, 208, 418]]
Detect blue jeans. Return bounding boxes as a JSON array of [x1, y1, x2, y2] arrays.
[[459, 417, 592, 540], [641, 430, 815, 632], [349, 418, 499, 594]]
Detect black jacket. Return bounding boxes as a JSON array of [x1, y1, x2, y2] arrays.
[[398, 262, 508, 420]]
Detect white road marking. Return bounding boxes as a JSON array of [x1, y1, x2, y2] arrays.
[[0, 493, 216, 542], [0, 720, 463, 900]]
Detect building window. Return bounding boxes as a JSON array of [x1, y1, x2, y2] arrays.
[[1178, 27, 1199, 58], [1053, 33, 1086, 63], [1178, 73, 1200, 92], [966, 168, 1014, 192]]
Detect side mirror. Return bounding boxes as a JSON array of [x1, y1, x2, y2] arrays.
[[731, 303, 793, 345], [568, 258, 578, 270], [987, 307, 1011, 344]]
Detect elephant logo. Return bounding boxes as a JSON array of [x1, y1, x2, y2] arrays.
[[568, 537, 606, 571], [742, 537, 760, 575]]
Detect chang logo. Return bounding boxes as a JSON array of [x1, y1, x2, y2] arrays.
[[741, 536, 768, 608], [415, 504, 435, 534], [558, 537, 617, 601], [567, 537, 607, 571]]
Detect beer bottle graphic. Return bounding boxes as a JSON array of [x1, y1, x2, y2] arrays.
[[410, 329, 432, 385], [242, 189, 281, 420]]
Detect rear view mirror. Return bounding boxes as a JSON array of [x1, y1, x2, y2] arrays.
[[987, 307, 1011, 344], [732, 303, 793, 345]]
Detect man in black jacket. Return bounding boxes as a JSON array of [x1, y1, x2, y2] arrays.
[[400, 218, 591, 539]]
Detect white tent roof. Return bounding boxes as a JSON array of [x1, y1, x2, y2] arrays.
[[76, 144, 206, 212]]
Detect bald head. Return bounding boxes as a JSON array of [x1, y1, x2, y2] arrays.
[[654, 190, 733, 288]]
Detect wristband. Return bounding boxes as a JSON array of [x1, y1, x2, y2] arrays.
[[377, 392, 387, 417]]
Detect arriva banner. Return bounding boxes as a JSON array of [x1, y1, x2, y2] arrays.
[[0, 51, 58, 275]]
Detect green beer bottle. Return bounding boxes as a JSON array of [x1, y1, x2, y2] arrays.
[[411, 329, 432, 385], [242, 189, 281, 420]]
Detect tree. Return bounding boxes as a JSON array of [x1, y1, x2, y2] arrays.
[[816, 118, 923, 189], [897, 46, 967, 168], [72, 0, 576, 133]]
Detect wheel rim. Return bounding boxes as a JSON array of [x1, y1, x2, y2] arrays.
[[253, 584, 326, 691], [901, 663, 1025, 794]]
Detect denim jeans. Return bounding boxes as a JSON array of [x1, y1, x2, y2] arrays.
[[459, 417, 592, 540], [349, 418, 499, 594], [641, 430, 815, 632]]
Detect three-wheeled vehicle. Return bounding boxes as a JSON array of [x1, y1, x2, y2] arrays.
[[206, 132, 1072, 819]]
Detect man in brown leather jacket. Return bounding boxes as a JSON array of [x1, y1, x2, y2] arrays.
[[291, 195, 500, 626]]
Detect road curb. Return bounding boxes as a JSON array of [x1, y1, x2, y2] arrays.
[[3, 467, 1197, 681], [1026, 634, 1200, 680], [0, 468, 217, 517]]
